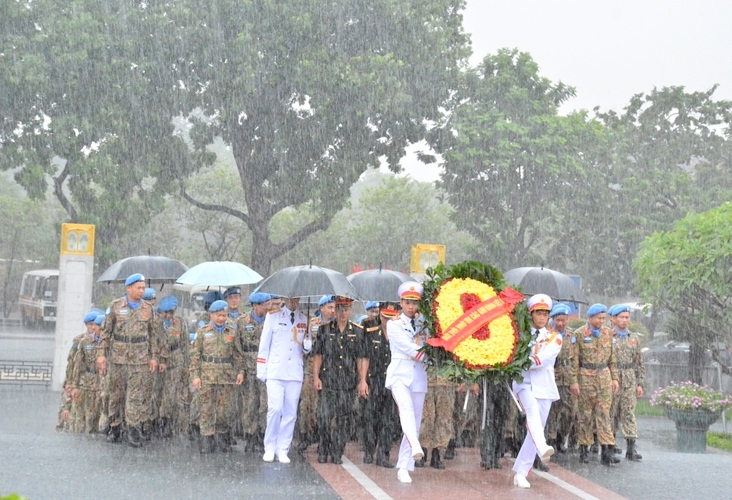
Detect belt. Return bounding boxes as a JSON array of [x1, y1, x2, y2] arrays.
[[617, 363, 635, 370], [240, 345, 258, 353], [391, 353, 414, 361], [113, 334, 148, 344], [580, 363, 608, 370], [202, 356, 232, 364], [555, 359, 571, 367]]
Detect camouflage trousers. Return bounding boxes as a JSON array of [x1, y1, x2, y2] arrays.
[[76, 372, 102, 433], [610, 374, 638, 439], [419, 384, 456, 452], [296, 361, 319, 441], [479, 382, 510, 468], [198, 383, 235, 437], [360, 384, 399, 456], [317, 387, 356, 459], [159, 364, 191, 434], [577, 368, 614, 446], [240, 355, 268, 436], [56, 388, 73, 432], [546, 384, 577, 441], [453, 387, 481, 445], [108, 363, 153, 428]]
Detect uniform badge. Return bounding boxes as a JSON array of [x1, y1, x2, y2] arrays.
[[571, 336, 577, 344], [198, 320, 206, 328], [226, 335, 234, 342], [204, 333, 213, 338]]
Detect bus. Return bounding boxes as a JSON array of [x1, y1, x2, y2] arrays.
[[18, 270, 59, 329]]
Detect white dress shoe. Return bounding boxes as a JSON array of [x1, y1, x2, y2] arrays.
[[513, 474, 530, 489], [538, 444, 555, 462], [397, 468, 412, 484], [263, 451, 275, 462], [412, 445, 424, 461], [277, 453, 291, 464]]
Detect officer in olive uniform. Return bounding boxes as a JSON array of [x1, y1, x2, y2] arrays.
[[570, 303, 620, 465], [360, 302, 400, 468], [156, 296, 190, 438], [190, 300, 245, 454], [313, 296, 367, 464], [546, 303, 577, 454], [96, 273, 162, 447], [608, 304, 645, 461]]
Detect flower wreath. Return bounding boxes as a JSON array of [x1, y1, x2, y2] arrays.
[[420, 261, 533, 382]]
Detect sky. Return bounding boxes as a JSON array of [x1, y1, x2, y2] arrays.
[[403, 0, 732, 182]]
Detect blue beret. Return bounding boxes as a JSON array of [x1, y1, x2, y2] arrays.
[[143, 288, 156, 300], [83, 312, 98, 324], [158, 296, 178, 312], [318, 295, 335, 307], [209, 300, 228, 313], [223, 286, 241, 298], [550, 303, 571, 318], [249, 292, 270, 305], [365, 301, 379, 311], [356, 314, 368, 324], [204, 291, 222, 305], [587, 303, 607, 317], [94, 314, 105, 325], [125, 273, 145, 286], [610, 304, 630, 317]]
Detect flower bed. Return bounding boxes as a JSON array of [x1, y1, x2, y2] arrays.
[[650, 381, 732, 413]]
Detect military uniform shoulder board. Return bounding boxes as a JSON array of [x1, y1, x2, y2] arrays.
[[366, 326, 380, 333], [268, 306, 281, 315]]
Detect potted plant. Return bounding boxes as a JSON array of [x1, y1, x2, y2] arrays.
[[650, 381, 732, 453]]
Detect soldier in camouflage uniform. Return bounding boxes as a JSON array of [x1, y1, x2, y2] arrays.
[[57, 317, 92, 433], [360, 303, 400, 468], [416, 370, 456, 470], [70, 312, 103, 433], [295, 295, 335, 452], [546, 303, 577, 454], [569, 303, 620, 465], [190, 300, 245, 454], [156, 296, 190, 438], [236, 292, 271, 451], [313, 297, 367, 464], [96, 273, 162, 447], [608, 304, 645, 461]]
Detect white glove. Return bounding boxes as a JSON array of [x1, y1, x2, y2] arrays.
[[303, 337, 312, 352], [256, 363, 266, 382]]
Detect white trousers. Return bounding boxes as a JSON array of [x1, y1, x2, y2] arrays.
[[264, 379, 302, 455], [391, 382, 426, 471], [512, 387, 552, 477]]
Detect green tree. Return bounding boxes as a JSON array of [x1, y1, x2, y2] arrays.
[[634, 203, 732, 383]]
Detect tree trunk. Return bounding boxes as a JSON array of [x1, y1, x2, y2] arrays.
[[688, 341, 705, 385]]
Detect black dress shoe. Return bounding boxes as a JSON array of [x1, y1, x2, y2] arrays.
[[430, 449, 445, 470], [363, 454, 373, 464], [331, 455, 343, 465], [533, 455, 549, 471], [414, 456, 426, 468], [317, 454, 328, 464], [106, 425, 121, 443], [376, 450, 394, 468], [127, 426, 143, 448]]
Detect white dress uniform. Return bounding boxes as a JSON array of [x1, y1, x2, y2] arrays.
[[386, 312, 428, 473], [257, 305, 312, 460], [512, 321, 562, 483]]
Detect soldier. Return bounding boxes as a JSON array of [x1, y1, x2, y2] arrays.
[[360, 303, 400, 468], [95, 314, 110, 435], [570, 303, 620, 466], [365, 301, 380, 322], [312, 296, 367, 464], [295, 295, 335, 452], [546, 303, 578, 454], [157, 296, 190, 438], [257, 296, 313, 464], [147, 285, 163, 437], [237, 292, 271, 451], [223, 286, 243, 321], [190, 300, 245, 453], [446, 381, 480, 462], [512, 294, 560, 489], [609, 304, 645, 461], [70, 312, 103, 433], [57, 314, 95, 432], [96, 273, 161, 447], [386, 281, 428, 484], [143, 288, 157, 306]]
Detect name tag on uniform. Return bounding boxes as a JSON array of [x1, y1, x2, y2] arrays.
[[245, 325, 254, 331], [371, 340, 381, 344], [279, 323, 288, 327], [613, 338, 617, 344], [85, 344, 94, 350], [204, 333, 214, 338], [583, 337, 592, 343], [120, 309, 128, 316]]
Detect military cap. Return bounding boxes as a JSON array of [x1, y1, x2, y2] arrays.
[[398, 281, 423, 300], [527, 293, 552, 312], [550, 303, 571, 318], [380, 303, 400, 318], [223, 286, 241, 298], [158, 295, 178, 312], [204, 291, 222, 306], [125, 273, 145, 286], [143, 288, 157, 301], [365, 301, 379, 311], [209, 300, 228, 313], [609, 304, 630, 317], [318, 295, 335, 307], [587, 303, 607, 317], [249, 292, 271, 305], [83, 311, 98, 324], [94, 314, 105, 325], [335, 296, 354, 306]]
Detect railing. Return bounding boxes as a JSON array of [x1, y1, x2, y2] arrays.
[[0, 360, 53, 387], [0, 317, 22, 328]]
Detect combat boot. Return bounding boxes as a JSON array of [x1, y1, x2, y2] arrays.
[[127, 426, 143, 448], [626, 439, 642, 461], [579, 445, 590, 463], [363, 452, 373, 464], [590, 434, 600, 454], [555, 433, 567, 454], [601, 445, 620, 465], [533, 455, 549, 472], [216, 432, 233, 452], [199, 435, 215, 454], [430, 448, 445, 470], [106, 425, 121, 443], [414, 455, 426, 468], [376, 448, 394, 468], [444, 438, 456, 460], [159, 418, 172, 439]]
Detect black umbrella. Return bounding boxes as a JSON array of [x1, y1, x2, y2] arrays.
[[98, 256, 189, 284], [503, 266, 588, 304], [346, 269, 412, 302], [255, 265, 360, 299]]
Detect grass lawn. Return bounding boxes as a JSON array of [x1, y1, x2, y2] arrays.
[[708, 431, 732, 452], [635, 399, 665, 417]]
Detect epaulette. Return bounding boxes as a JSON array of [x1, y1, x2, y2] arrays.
[[366, 326, 380, 333], [268, 306, 281, 315]]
